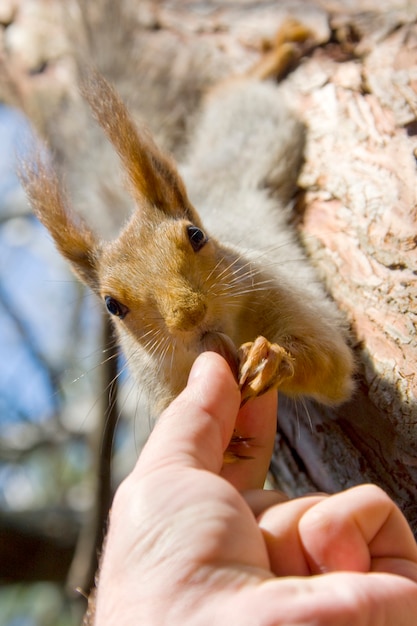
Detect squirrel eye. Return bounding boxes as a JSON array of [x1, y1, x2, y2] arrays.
[[187, 225, 207, 252], [104, 296, 129, 319]]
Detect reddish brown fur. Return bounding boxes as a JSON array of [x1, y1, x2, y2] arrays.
[[81, 71, 198, 222], [20, 155, 100, 289]]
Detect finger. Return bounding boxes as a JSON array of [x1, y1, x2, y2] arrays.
[[257, 495, 328, 576], [372, 557, 417, 584], [221, 389, 278, 490], [243, 488, 289, 517], [137, 351, 241, 475], [231, 571, 417, 626], [298, 484, 417, 575]]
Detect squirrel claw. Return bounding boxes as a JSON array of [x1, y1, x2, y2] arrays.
[[223, 433, 255, 464], [238, 336, 294, 404], [248, 19, 313, 82]]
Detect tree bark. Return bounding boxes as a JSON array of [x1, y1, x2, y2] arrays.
[[274, 6, 417, 532]]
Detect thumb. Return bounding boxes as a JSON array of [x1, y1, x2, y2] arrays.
[[137, 352, 241, 475]]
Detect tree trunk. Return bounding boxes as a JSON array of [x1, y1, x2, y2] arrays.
[[273, 5, 417, 532]]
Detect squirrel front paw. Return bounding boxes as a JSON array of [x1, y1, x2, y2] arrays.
[[248, 19, 313, 82], [238, 336, 294, 404]]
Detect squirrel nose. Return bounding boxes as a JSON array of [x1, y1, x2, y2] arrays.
[[164, 293, 207, 332]]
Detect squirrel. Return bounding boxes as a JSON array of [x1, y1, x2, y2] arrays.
[[22, 21, 355, 430]]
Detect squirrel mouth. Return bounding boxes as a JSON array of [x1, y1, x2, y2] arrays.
[[200, 331, 239, 380]]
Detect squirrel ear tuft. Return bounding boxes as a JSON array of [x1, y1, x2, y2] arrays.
[[20, 151, 100, 291], [81, 69, 199, 223]]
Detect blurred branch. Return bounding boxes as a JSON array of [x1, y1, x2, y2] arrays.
[[0, 48, 28, 114], [0, 430, 84, 462], [0, 508, 79, 583], [0, 205, 33, 224], [66, 314, 119, 597], [0, 282, 62, 413]]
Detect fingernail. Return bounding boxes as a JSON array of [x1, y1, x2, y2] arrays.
[[188, 352, 213, 384]]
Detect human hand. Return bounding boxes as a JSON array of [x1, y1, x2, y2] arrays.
[[92, 352, 417, 625]]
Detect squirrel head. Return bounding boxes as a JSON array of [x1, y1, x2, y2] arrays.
[[99, 212, 220, 337]]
